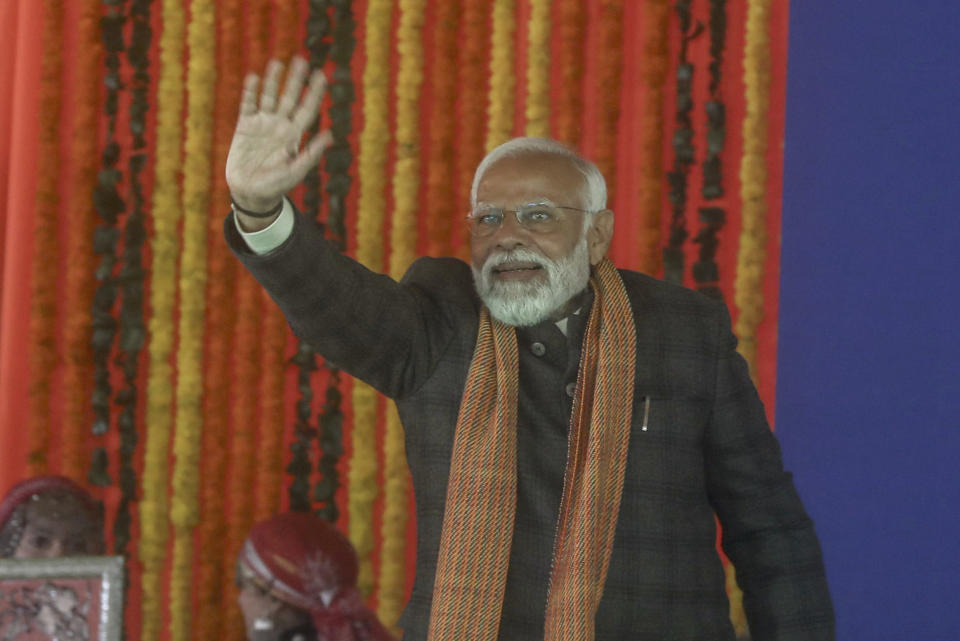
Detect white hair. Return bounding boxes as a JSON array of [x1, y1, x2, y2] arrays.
[[470, 137, 608, 214]]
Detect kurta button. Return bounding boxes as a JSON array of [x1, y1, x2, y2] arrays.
[[565, 382, 576, 397], [531, 342, 546, 356]]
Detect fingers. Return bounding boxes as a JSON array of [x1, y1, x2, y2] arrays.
[[276, 57, 309, 118], [286, 130, 334, 181], [291, 69, 328, 133], [259, 59, 284, 113], [239, 74, 260, 117]]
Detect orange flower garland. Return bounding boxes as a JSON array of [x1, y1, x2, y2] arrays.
[[636, 0, 670, 276], [423, 1, 459, 256], [139, 0, 185, 638], [252, 0, 302, 525], [453, 0, 488, 255], [26, 0, 64, 474], [553, 0, 586, 145], [221, 5, 272, 641], [592, 0, 625, 203], [60, 0, 101, 481], [192, 0, 241, 637]]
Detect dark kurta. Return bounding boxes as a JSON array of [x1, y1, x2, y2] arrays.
[[227, 211, 834, 641]]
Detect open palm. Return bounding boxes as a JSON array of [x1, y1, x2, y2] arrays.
[[226, 57, 332, 212]]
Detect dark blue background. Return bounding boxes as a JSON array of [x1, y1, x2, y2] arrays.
[[778, 1, 960, 637]]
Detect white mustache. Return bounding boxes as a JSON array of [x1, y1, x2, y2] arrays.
[[482, 248, 550, 276]]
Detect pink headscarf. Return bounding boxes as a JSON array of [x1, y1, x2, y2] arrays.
[[0, 475, 98, 532], [239, 512, 395, 641]]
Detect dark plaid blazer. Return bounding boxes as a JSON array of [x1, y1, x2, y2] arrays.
[[227, 211, 834, 641]]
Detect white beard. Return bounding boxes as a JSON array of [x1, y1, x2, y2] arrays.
[[472, 236, 591, 327]]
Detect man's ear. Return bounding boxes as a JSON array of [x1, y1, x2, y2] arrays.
[[587, 209, 614, 265]]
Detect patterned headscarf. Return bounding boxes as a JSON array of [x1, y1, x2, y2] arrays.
[[238, 513, 395, 641], [0, 475, 103, 557]]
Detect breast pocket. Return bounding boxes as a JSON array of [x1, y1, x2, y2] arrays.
[[627, 396, 711, 496]]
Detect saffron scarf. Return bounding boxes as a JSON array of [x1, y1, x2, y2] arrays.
[[428, 258, 637, 641]]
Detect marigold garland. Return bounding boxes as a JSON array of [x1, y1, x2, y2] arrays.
[[221, 5, 272, 641], [191, 0, 241, 637], [168, 1, 215, 640], [592, 1, 625, 203], [423, 1, 458, 256], [735, 0, 772, 381], [378, 0, 425, 624], [453, 0, 488, 254], [524, 0, 551, 138], [553, 0, 585, 145], [26, 0, 64, 474], [351, 0, 393, 599], [636, 0, 669, 276], [139, 0, 185, 637], [60, 0, 101, 481], [252, 0, 302, 524], [486, 0, 516, 151]]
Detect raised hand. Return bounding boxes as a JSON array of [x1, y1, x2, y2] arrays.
[[226, 57, 332, 217]]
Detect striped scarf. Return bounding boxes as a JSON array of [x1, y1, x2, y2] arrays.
[[427, 258, 637, 641]]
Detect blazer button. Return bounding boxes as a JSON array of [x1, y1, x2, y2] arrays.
[[530, 342, 546, 357], [565, 382, 576, 398]]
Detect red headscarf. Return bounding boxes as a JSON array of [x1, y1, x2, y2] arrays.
[[0, 475, 99, 532], [239, 513, 395, 641]]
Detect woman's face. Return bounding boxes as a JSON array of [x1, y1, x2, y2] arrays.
[[11, 495, 103, 558]]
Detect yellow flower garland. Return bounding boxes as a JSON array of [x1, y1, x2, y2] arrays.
[[735, 0, 772, 382], [27, 0, 64, 474], [637, 0, 669, 276], [61, 0, 101, 481], [168, 1, 215, 639], [379, 0, 425, 625], [525, 0, 550, 137], [139, 0, 184, 638], [352, 0, 393, 598], [486, 0, 516, 151]]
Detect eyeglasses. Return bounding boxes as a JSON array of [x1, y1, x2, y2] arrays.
[[466, 202, 592, 237]]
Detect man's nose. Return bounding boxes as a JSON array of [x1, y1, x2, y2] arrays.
[[490, 211, 529, 249]]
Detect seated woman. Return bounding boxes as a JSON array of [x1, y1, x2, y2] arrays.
[[0, 475, 104, 558], [236, 512, 395, 641]]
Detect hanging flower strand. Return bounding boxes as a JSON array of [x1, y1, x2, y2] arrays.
[[592, 0, 625, 207], [352, 0, 393, 597], [138, 0, 185, 638], [27, 0, 64, 474], [60, 0, 102, 483], [525, 0, 550, 137], [313, 0, 356, 521], [735, 0, 772, 381], [663, 4, 704, 285], [113, 0, 154, 559], [486, 0, 516, 151], [379, 0, 425, 625], [553, 0, 585, 145], [191, 0, 240, 636]]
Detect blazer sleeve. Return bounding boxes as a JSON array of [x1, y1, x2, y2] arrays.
[[224, 207, 476, 399], [704, 303, 835, 641]]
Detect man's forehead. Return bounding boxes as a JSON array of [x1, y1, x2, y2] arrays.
[[476, 153, 585, 203]]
